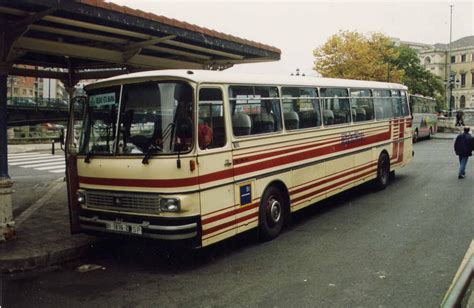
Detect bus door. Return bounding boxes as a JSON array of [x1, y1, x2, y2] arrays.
[[197, 86, 236, 245], [65, 96, 85, 233]]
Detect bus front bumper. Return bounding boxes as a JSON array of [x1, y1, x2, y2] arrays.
[[78, 209, 201, 244]]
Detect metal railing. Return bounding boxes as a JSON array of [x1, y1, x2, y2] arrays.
[[6, 96, 69, 109]]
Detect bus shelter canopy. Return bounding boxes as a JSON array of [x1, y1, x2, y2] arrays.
[[0, 0, 281, 81]]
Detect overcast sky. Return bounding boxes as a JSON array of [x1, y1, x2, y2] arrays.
[[110, 0, 473, 76]]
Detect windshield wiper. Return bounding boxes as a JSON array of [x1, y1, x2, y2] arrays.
[[84, 150, 94, 163], [142, 144, 162, 165]]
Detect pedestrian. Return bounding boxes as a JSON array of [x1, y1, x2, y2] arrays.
[[455, 110, 465, 127], [454, 126, 473, 179]]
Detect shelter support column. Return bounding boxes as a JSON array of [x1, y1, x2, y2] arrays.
[[0, 65, 15, 241]]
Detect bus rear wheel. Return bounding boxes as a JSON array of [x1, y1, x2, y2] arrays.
[[413, 129, 418, 143], [259, 186, 285, 241], [374, 152, 390, 190]]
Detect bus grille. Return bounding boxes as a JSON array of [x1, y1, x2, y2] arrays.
[[85, 190, 160, 213]]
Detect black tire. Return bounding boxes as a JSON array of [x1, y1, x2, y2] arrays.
[[413, 129, 418, 143], [259, 186, 286, 241], [374, 152, 390, 190]]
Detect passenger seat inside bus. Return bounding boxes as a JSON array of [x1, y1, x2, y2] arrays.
[[356, 107, 366, 121], [252, 112, 275, 134], [232, 113, 252, 136], [298, 111, 317, 129], [323, 110, 334, 125], [362, 106, 373, 120], [284, 111, 299, 130], [212, 116, 226, 147], [375, 107, 384, 119]]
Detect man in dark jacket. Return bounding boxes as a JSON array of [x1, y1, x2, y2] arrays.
[[454, 126, 473, 179]]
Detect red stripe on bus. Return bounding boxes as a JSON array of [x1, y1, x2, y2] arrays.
[[233, 127, 387, 165], [291, 168, 376, 205], [205, 166, 378, 237], [203, 219, 258, 240], [79, 176, 200, 187], [233, 137, 336, 165], [233, 131, 388, 177], [79, 131, 389, 188], [202, 202, 258, 225], [202, 211, 258, 236], [290, 161, 377, 196]]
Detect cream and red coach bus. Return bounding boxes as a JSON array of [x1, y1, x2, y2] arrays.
[[65, 70, 412, 247]]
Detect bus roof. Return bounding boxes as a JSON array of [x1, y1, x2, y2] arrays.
[[86, 69, 408, 91]]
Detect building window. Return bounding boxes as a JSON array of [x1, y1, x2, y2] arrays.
[[460, 95, 466, 108], [472, 73, 474, 86], [424, 57, 431, 65], [461, 54, 466, 62], [461, 73, 466, 87], [451, 56, 456, 63]]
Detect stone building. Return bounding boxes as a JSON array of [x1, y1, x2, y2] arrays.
[[413, 36, 474, 109]]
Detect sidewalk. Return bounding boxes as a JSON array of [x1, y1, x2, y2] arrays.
[[431, 132, 459, 140], [0, 179, 99, 273]]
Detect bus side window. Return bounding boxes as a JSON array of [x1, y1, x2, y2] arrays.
[[401, 91, 410, 116], [373, 89, 393, 120], [321, 88, 350, 125], [229, 86, 282, 136], [350, 89, 374, 122], [198, 88, 226, 149], [391, 90, 402, 117], [282, 87, 320, 130]]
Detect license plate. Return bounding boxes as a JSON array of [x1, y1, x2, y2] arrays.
[[107, 221, 142, 235]]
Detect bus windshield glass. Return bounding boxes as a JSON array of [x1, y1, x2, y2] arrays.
[[79, 86, 120, 155], [79, 81, 194, 156]]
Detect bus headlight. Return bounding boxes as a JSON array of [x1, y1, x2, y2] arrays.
[[160, 198, 181, 212], [77, 191, 86, 205]]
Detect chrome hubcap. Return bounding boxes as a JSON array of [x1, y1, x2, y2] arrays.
[[269, 198, 281, 223]]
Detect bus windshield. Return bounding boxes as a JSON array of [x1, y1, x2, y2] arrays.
[[79, 81, 194, 156]]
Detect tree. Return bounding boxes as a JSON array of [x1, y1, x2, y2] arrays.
[[313, 31, 403, 82], [391, 45, 445, 107], [313, 32, 445, 109]]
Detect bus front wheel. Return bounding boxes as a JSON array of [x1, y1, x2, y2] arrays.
[[259, 186, 285, 241], [374, 152, 390, 190]]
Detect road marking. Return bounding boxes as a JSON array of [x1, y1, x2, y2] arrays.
[[8, 154, 57, 163], [35, 165, 67, 171], [9, 157, 64, 166], [49, 169, 66, 174], [8, 152, 66, 174], [22, 161, 65, 168]]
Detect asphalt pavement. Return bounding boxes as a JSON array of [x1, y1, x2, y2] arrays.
[[0, 134, 472, 307]]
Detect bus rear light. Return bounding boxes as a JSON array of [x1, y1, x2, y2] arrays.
[[160, 198, 181, 212]]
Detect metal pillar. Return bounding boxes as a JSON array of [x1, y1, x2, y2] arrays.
[[0, 68, 15, 241]]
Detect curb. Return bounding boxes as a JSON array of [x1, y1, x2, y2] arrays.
[[0, 236, 100, 274], [431, 134, 457, 140]]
